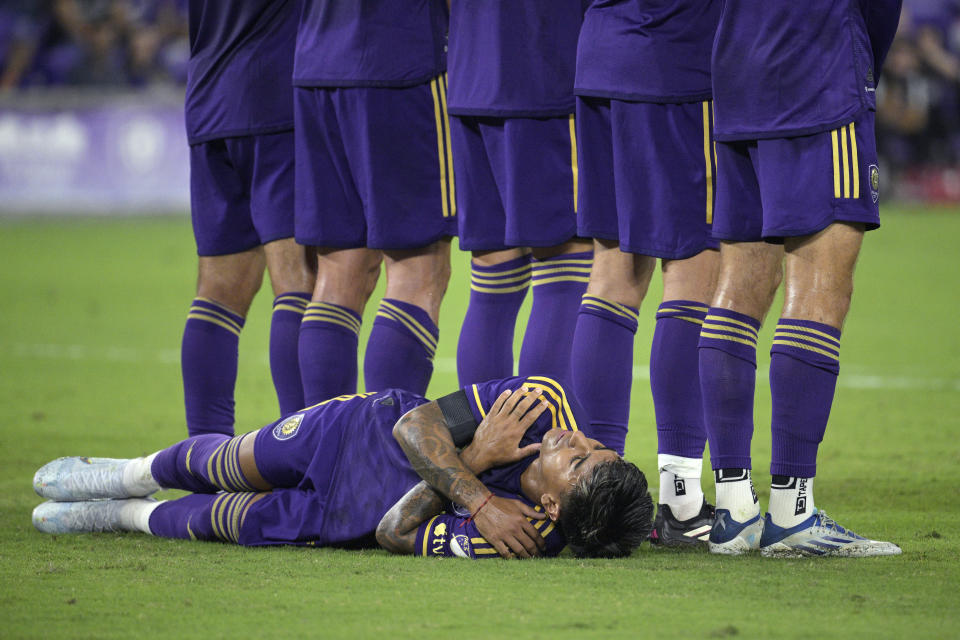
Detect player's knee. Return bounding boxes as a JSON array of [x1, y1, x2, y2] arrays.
[[314, 248, 382, 311], [197, 256, 265, 316], [586, 255, 655, 308], [264, 240, 317, 295]]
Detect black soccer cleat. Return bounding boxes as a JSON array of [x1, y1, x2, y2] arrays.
[[649, 501, 715, 548]]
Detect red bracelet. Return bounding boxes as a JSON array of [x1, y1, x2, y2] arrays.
[[460, 493, 494, 528]]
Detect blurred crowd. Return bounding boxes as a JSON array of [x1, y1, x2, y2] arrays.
[[1, 0, 958, 200], [0, 0, 188, 90], [879, 0, 960, 200]]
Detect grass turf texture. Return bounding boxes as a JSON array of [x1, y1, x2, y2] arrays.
[[1, 208, 958, 639]]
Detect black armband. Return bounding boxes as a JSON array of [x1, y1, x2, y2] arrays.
[[436, 390, 479, 447]]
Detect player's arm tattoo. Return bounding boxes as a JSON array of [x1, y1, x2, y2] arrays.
[[392, 402, 491, 513], [375, 480, 444, 554]]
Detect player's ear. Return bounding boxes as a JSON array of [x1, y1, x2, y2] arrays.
[[540, 493, 560, 521]]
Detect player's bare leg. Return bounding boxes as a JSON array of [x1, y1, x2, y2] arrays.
[[700, 240, 783, 553], [780, 222, 863, 328], [182, 248, 266, 436], [519, 238, 594, 381], [363, 239, 452, 395], [570, 239, 655, 454], [298, 246, 382, 404], [710, 240, 784, 323], [456, 247, 531, 385]]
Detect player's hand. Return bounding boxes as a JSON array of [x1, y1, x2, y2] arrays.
[[462, 388, 548, 473], [472, 495, 547, 559]]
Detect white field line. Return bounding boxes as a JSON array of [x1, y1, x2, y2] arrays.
[[9, 344, 959, 392]]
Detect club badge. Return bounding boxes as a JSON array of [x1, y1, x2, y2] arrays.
[[272, 413, 304, 441]]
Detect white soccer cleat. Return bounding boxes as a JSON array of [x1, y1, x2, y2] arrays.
[[708, 508, 763, 555], [33, 456, 146, 501], [759, 510, 902, 558], [32, 499, 156, 535]]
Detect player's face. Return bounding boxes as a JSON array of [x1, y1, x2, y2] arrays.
[[536, 429, 618, 498]]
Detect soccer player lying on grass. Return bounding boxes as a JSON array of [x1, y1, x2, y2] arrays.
[[32, 377, 654, 559]]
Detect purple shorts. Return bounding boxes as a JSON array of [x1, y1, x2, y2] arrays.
[[452, 115, 578, 251], [294, 77, 457, 250], [189, 131, 295, 256], [713, 110, 881, 241], [576, 97, 719, 260]]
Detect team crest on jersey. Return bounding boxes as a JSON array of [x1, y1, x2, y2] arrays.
[[450, 534, 472, 558], [869, 165, 880, 203], [272, 413, 304, 441]]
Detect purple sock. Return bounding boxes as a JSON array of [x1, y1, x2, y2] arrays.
[[150, 433, 256, 493], [181, 298, 245, 437], [652, 301, 710, 459], [769, 319, 841, 477], [149, 493, 219, 540], [518, 251, 592, 381], [298, 301, 362, 405], [364, 298, 439, 395], [456, 255, 531, 386], [570, 294, 639, 455], [149, 492, 258, 543], [698, 307, 762, 470], [270, 293, 310, 416]]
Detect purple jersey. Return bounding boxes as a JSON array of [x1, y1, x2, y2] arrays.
[[293, 0, 448, 88], [185, 0, 296, 144], [415, 375, 584, 558], [575, 0, 720, 103], [712, 0, 902, 141], [271, 376, 583, 550], [446, 0, 587, 117]]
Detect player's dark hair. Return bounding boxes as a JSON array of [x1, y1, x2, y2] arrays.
[[557, 459, 654, 558]]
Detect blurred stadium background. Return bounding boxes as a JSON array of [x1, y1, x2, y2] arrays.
[[2, 4, 959, 637], [1, 0, 960, 214]]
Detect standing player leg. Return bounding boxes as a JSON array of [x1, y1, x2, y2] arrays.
[[364, 241, 451, 395], [184, 139, 271, 437], [263, 238, 315, 416], [698, 138, 783, 554], [570, 241, 654, 455], [294, 86, 383, 404], [651, 249, 719, 542], [745, 116, 899, 556], [182, 250, 265, 437], [519, 240, 594, 383], [570, 97, 650, 455], [699, 239, 782, 553], [299, 247, 381, 405], [457, 248, 531, 386]]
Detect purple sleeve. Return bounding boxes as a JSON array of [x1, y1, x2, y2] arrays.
[[864, 0, 903, 79], [414, 511, 565, 559]]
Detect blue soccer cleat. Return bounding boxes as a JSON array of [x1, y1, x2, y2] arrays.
[[33, 456, 142, 501], [759, 510, 902, 558], [708, 508, 763, 555], [32, 498, 156, 535]]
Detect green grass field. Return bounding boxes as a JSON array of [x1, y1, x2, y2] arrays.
[[1, 208, 958, 639]]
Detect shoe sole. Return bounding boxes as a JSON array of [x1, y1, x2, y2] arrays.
[[760, 541, 903, 558], [708, 538, 757, 555]]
